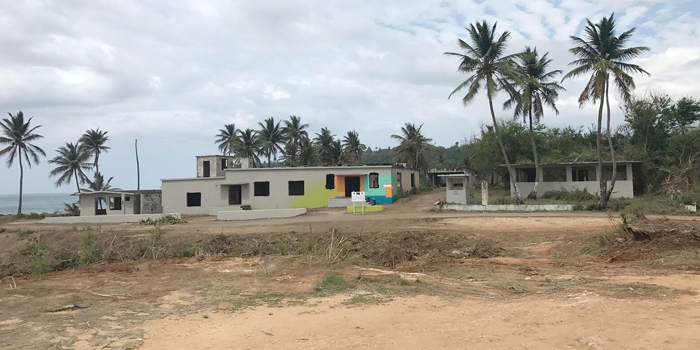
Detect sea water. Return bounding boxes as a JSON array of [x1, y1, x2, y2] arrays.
[[0, 193, 75, 215]]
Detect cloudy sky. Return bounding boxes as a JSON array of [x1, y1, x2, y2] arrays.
[[1, 0, 699, 194]]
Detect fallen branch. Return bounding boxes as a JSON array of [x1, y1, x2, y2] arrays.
[[88, 290, 133, 299]]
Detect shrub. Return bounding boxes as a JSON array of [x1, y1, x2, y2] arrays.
[[314, 272, 352, 294], [140, 214, 187, 226], [541, 188, 595, 202], [79, 229, 103, 266], [172, 242, 201, 258]]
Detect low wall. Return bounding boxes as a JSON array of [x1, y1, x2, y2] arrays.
[[40, 213, 181, 224], [440, 204, 575, 212], [217, 208, 307, 221]]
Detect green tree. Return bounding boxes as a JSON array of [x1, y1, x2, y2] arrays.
[[79, 128, 110, 175], [83, 172, 120, 192], [445, 20, 524, 204], [562, 13, 649, 208], [504, 47, 564, 198], [342, 130, 364, 163], [282, 116, 309, 167], [215, 124, 237, 156], [314, 127, 336, 166], [391, 123, 432, 173], [257, 117, 284, 167], [48, 142, 93, 193], [299, 136, 316, 166], [0, 112, 46, 214], [232, 128, 262, 167]]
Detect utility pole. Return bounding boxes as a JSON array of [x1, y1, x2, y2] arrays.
[[135, 139, 140, 190]]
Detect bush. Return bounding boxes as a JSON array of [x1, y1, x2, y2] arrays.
[[314, 272, 352, 294], [541, 188, 595, 202], [172, 242, 201, 258], [140, 214, 187, 226], [79, 229, 103, 265]]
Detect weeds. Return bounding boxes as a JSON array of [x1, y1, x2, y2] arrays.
[[140, 214, 187, 226], [541, 188, 595, 202], [314, 272, 352, 294]]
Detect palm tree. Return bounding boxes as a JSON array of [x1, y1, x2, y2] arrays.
[[314, 127, 336, 166], [79, 128, 110, 175], [562, 13, 649, 208], [282, 116, 309, 166], [329, 139, 345, 166], [299, 136, 316, 166], [83, 172, 119, 192], [257, 117, 284, 167], [63, 202, 80, 216], [48, 142, 93, 193], [391, 123, 432, 173], [0, 112, 46, 215], [342, 130, 364, 163], [232, 128, 262, 167], [504, 47, 565, 199], [445, 20, 524, 204], [215, 124, 237, 157]]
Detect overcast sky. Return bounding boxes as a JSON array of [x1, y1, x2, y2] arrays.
[[1, 0, 699, 194]]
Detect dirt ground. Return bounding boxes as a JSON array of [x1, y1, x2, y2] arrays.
[[1, 190, 700, 349]]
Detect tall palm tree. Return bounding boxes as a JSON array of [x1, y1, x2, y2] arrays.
[[83, 172, 120, 192], [314, 127, 336, 166], [282, 116, 309, 166], [0, 112, 46, 214], [257, 117, 284, 167], [299, 136, 316, 166], [504, 47, 565, 199], [215, 124, 237, 157], [342, 130, 364, 163], [329, 140, 345, 166], [79, 128, 110, 175], [391, 123, 432, 173], [232, 128, 262, 167], [445, 20, 524, 204], [48, 142, 93, 193], [562, 13, 649, 208]]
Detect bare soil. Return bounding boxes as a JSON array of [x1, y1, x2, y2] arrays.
[[1, 190, 700, 349]]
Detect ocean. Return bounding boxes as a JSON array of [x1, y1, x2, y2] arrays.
[[0, 193, 75, 215]]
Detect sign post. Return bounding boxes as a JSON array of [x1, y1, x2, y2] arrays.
[[351, 191, 366, 213]]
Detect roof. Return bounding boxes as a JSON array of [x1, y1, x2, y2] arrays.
[[504, 161, 641, 168], [196, 155, 233, 158], [226, 164, 415, 172], [437, 174, 470, 177], [73, 189, 161, 196]]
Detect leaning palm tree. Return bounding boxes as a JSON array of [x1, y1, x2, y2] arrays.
[[342, 130, 364, 163], [215, 124, 237, 156], [232, 128, 262, 167], [445, 20, 524, 204], [282, 116, 309, 166], [562, 13, 649, 208], [391, 123, 432, 173], [0, 112, 46, 214], [48, 142, 93, 193], [257, 117, 284, 167], [504, 47, 565, 199], [79, 128, 110, 175]]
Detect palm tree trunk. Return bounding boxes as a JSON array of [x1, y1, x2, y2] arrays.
[[17, 154, 23, 215], [605, 78, 617, 201], [527, 105, 540, 199], [488, 95, 523, 204], [95, 153, 100, 176], [596, 83, 607, 209], [75, 170, 81, 194]]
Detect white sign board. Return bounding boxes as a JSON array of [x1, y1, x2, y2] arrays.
[[351, 191, 366, 202]]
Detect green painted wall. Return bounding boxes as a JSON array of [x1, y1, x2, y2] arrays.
[[291, 182, 336, 209]]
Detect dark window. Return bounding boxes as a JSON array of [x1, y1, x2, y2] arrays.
[[397, 172, 402, 189], [369, 173, 379, 188], [325, 174, 335, 189], [289, 181, 304, 196], [254, 181, 270, 196], [187, 192, 202, 207], [109, 196, 122, 210], [203, 161, 211, 177], [228, 185, 242, 205], [517, 168, 536, 182], [125, 196, 130, 202], [411, 173, 416, 188], [221, 158, 228, 170]]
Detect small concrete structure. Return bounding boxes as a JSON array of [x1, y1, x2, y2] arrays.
[[439, 173, 471, 204], [428, 169, 473, 187], [41, 213, 181, 224], [509, 161, 638, 199], [217, 208, 306, 221], [75, 190, 163, 217]]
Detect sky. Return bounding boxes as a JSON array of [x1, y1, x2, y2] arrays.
[[1, 0, 699, 195]]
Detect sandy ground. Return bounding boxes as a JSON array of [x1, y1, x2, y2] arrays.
[[1, 190, 700, 349]]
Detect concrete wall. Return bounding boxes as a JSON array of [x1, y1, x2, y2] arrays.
[[141, 192, 163, 214], [41, 213, 181, 224], [197, 156, 234, 178], [217, 208, 306, 221], [511, 163, 634, 198], [445, 177, 470, 204], [162, 166, 419, 214], [441, 204, 575, 212], [79, 193, 131, 216]]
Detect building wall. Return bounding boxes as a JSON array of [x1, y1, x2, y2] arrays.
[[141, 192, 163, 214], [162, 166, 419, 214], [79, 193, 131, 216], [510, 163, 634, 198]]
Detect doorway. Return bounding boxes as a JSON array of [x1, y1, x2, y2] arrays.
[[228, 185, 242, 205], [344, 176, 361, 197], [203, 161, 211, 177]]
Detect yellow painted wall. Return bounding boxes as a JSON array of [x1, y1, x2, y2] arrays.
[[291, 183, 336, 209]]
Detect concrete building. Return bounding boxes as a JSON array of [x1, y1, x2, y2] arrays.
[[428, 169, 473, 187], [162, 156, 419, 215], [440, 174, 471, 204], [76, 190, 163, 216], [509, 161, 637, 198]]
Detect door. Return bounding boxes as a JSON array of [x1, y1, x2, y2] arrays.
[[203, 161, 211, 177], [229, 185, 242, 205], [344, 177, 361, 197]]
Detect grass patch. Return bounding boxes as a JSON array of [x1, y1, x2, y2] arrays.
[[314, 272, 352, 294]]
